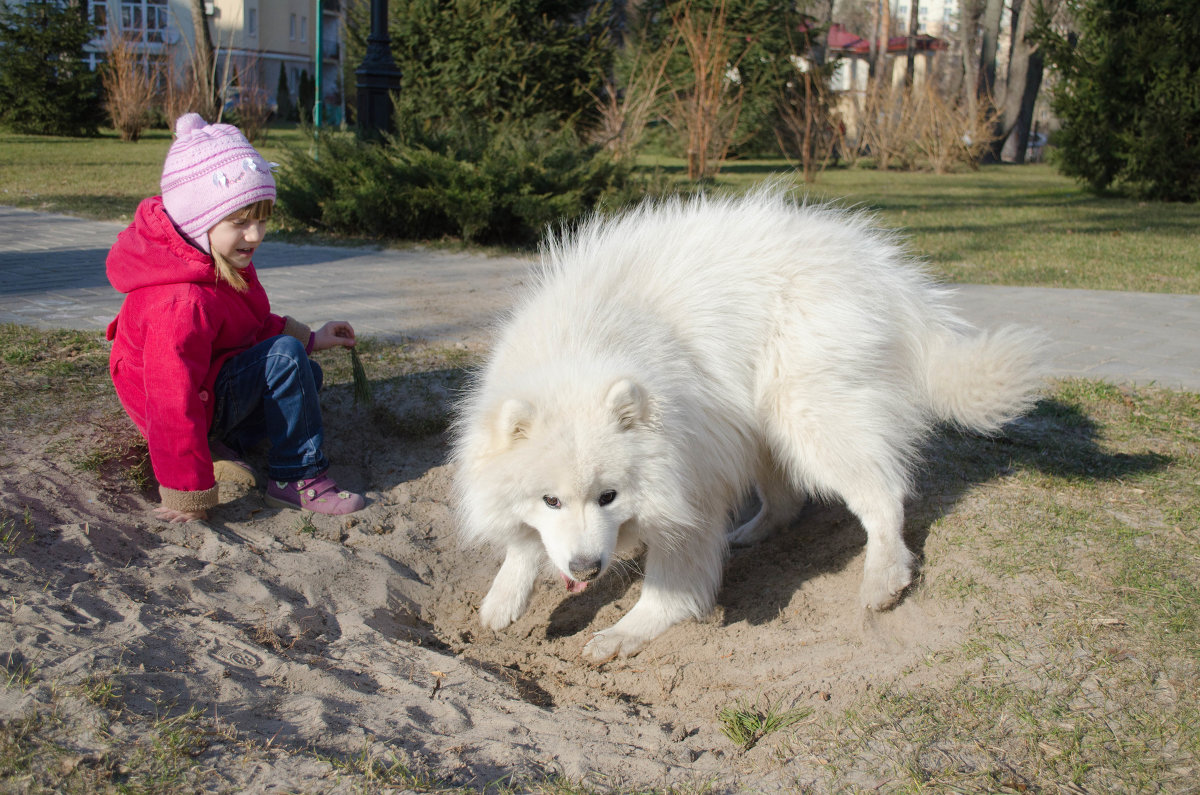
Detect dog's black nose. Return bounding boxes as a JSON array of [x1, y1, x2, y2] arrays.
[[568, 558, 602, 582]]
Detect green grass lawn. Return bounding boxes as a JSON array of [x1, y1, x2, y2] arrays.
[[683, 159, 1200, 294], [2, 128, 1197, 293], [0, 124, 310, 225]]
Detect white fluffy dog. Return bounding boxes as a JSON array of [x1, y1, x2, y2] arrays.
[[451, 188, 1043, 662]]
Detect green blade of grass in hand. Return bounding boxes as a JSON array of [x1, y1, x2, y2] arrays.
[[349, 346, 373, 406]]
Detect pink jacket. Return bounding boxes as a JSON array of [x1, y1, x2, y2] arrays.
[[106, 197, 309, 513]]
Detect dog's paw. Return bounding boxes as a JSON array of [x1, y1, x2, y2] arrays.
[[581, 628, 650, 663], [859, 560, 914, 611], [479, 587, 528, 631]]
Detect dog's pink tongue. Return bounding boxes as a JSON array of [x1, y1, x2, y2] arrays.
[[560, 572, 589, 593]]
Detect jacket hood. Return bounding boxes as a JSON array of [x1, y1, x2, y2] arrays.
[[107, 196, 218, 294]]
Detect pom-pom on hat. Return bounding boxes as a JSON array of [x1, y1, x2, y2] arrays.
[[160, 113, 276, 254]]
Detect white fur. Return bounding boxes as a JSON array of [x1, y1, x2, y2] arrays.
[[451, 188, 1044, 662]]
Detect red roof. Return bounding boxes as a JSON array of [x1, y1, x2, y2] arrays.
[[826, 23, 867, 51], [820, 23, 945, 55]]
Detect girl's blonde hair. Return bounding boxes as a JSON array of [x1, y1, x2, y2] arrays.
[[210, 199, 275, 292]]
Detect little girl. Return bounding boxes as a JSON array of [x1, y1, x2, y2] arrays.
[[106, 113, 365, 521]]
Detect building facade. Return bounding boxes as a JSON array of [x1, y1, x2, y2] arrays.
[[81, 0, 343, 122]]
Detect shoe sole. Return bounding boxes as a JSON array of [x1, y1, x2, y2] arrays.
[[264, 494, 305, 512], [264, 493, 364, 515]]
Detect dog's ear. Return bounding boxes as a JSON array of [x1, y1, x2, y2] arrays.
[[606, 378, 649, 430], [492, 398, 535, 447]]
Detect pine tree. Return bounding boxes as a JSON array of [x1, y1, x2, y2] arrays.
[[0, 0, 105, 136], [344, 0, 612, 134], [275, 66, 292, 122], [297, 69, 315, 125], [1035, 0, 1200, 201]]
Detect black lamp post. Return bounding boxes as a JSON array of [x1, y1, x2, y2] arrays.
[[355, 0, 401, 138]]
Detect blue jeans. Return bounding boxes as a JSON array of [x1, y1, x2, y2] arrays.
[[210, 335, 328, 482]]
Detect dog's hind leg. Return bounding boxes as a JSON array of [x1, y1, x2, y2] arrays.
[[729, 463, 805, 547], [479, 534, 544, 631], [582, 522, 727, 662], [764, 385, 918, 610], [841, 486, 915, 610]]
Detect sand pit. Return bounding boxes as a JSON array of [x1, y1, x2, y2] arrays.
[[0, 292, 982, 790], [0, 372, 979, 793]]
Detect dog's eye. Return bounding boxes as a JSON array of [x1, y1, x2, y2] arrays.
[[598, 490, 617, 506], [543, 495, 562, 509]]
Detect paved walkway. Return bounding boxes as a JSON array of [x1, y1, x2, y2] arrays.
[[2, 205, 1198, 391]]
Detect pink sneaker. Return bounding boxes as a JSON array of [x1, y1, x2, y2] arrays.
[[266, 472, 365, 515]]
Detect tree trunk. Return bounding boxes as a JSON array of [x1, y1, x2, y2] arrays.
[[1001, 0, 1060, 162], [977, 0, 1003, 99], [959, 0, 983, 119], [977, 0, 1004, 162], [1001, 0, 1032, 162], [810, 0, 835, 68], [189, 0, 218, 120], [875, 0, 891, 82], [904, 0, 920, 89], [868, 0, 881, 78]]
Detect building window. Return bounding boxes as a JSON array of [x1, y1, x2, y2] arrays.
[[290, 13, 296, 41], [300, 16, 307, 43], [247, 7, 257, 37], [91, 1, 108, 37], [120, 0, 168, 43]]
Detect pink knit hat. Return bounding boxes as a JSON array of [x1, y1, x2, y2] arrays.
[[160, 113, 276, 254]]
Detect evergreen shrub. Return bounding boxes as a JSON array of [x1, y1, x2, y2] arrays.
[[276, 117, 648, 246], [0, 0, 104, 136], [1035, 0, 1200, 201], [275, 67, 293, 124]]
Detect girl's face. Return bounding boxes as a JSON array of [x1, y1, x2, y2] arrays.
[[208, 209, 267, 269]]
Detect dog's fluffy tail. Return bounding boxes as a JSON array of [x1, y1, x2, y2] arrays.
[[923, 325, 1046, 434]]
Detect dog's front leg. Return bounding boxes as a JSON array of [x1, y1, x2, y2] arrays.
[[582, 524, 726, 662], [479, 536, 544, 631]]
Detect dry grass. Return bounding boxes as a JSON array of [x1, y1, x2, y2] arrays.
[[775, 380, 1200, 791], [0, 324, 113, 428]]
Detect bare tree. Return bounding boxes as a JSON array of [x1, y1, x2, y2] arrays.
[[904, 0, 920, 89], [664, 1, 746, 180], [808, 0, 836, 68], [869, 0, 892, 79], [160, 51, 203, 129], [103, 35, 156, 141], [999, 0, 1063, 162], [775, 65, 841, 182], [228, 55, 273, 143], [587, 24, 672, 162], [188, 0, 219, 119], [976, 0, 1005, 161], [959, 0, 984, 118]]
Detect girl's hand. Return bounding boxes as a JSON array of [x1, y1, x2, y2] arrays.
[[313, 321, 356, 352], [153, 506, 209, 523]]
